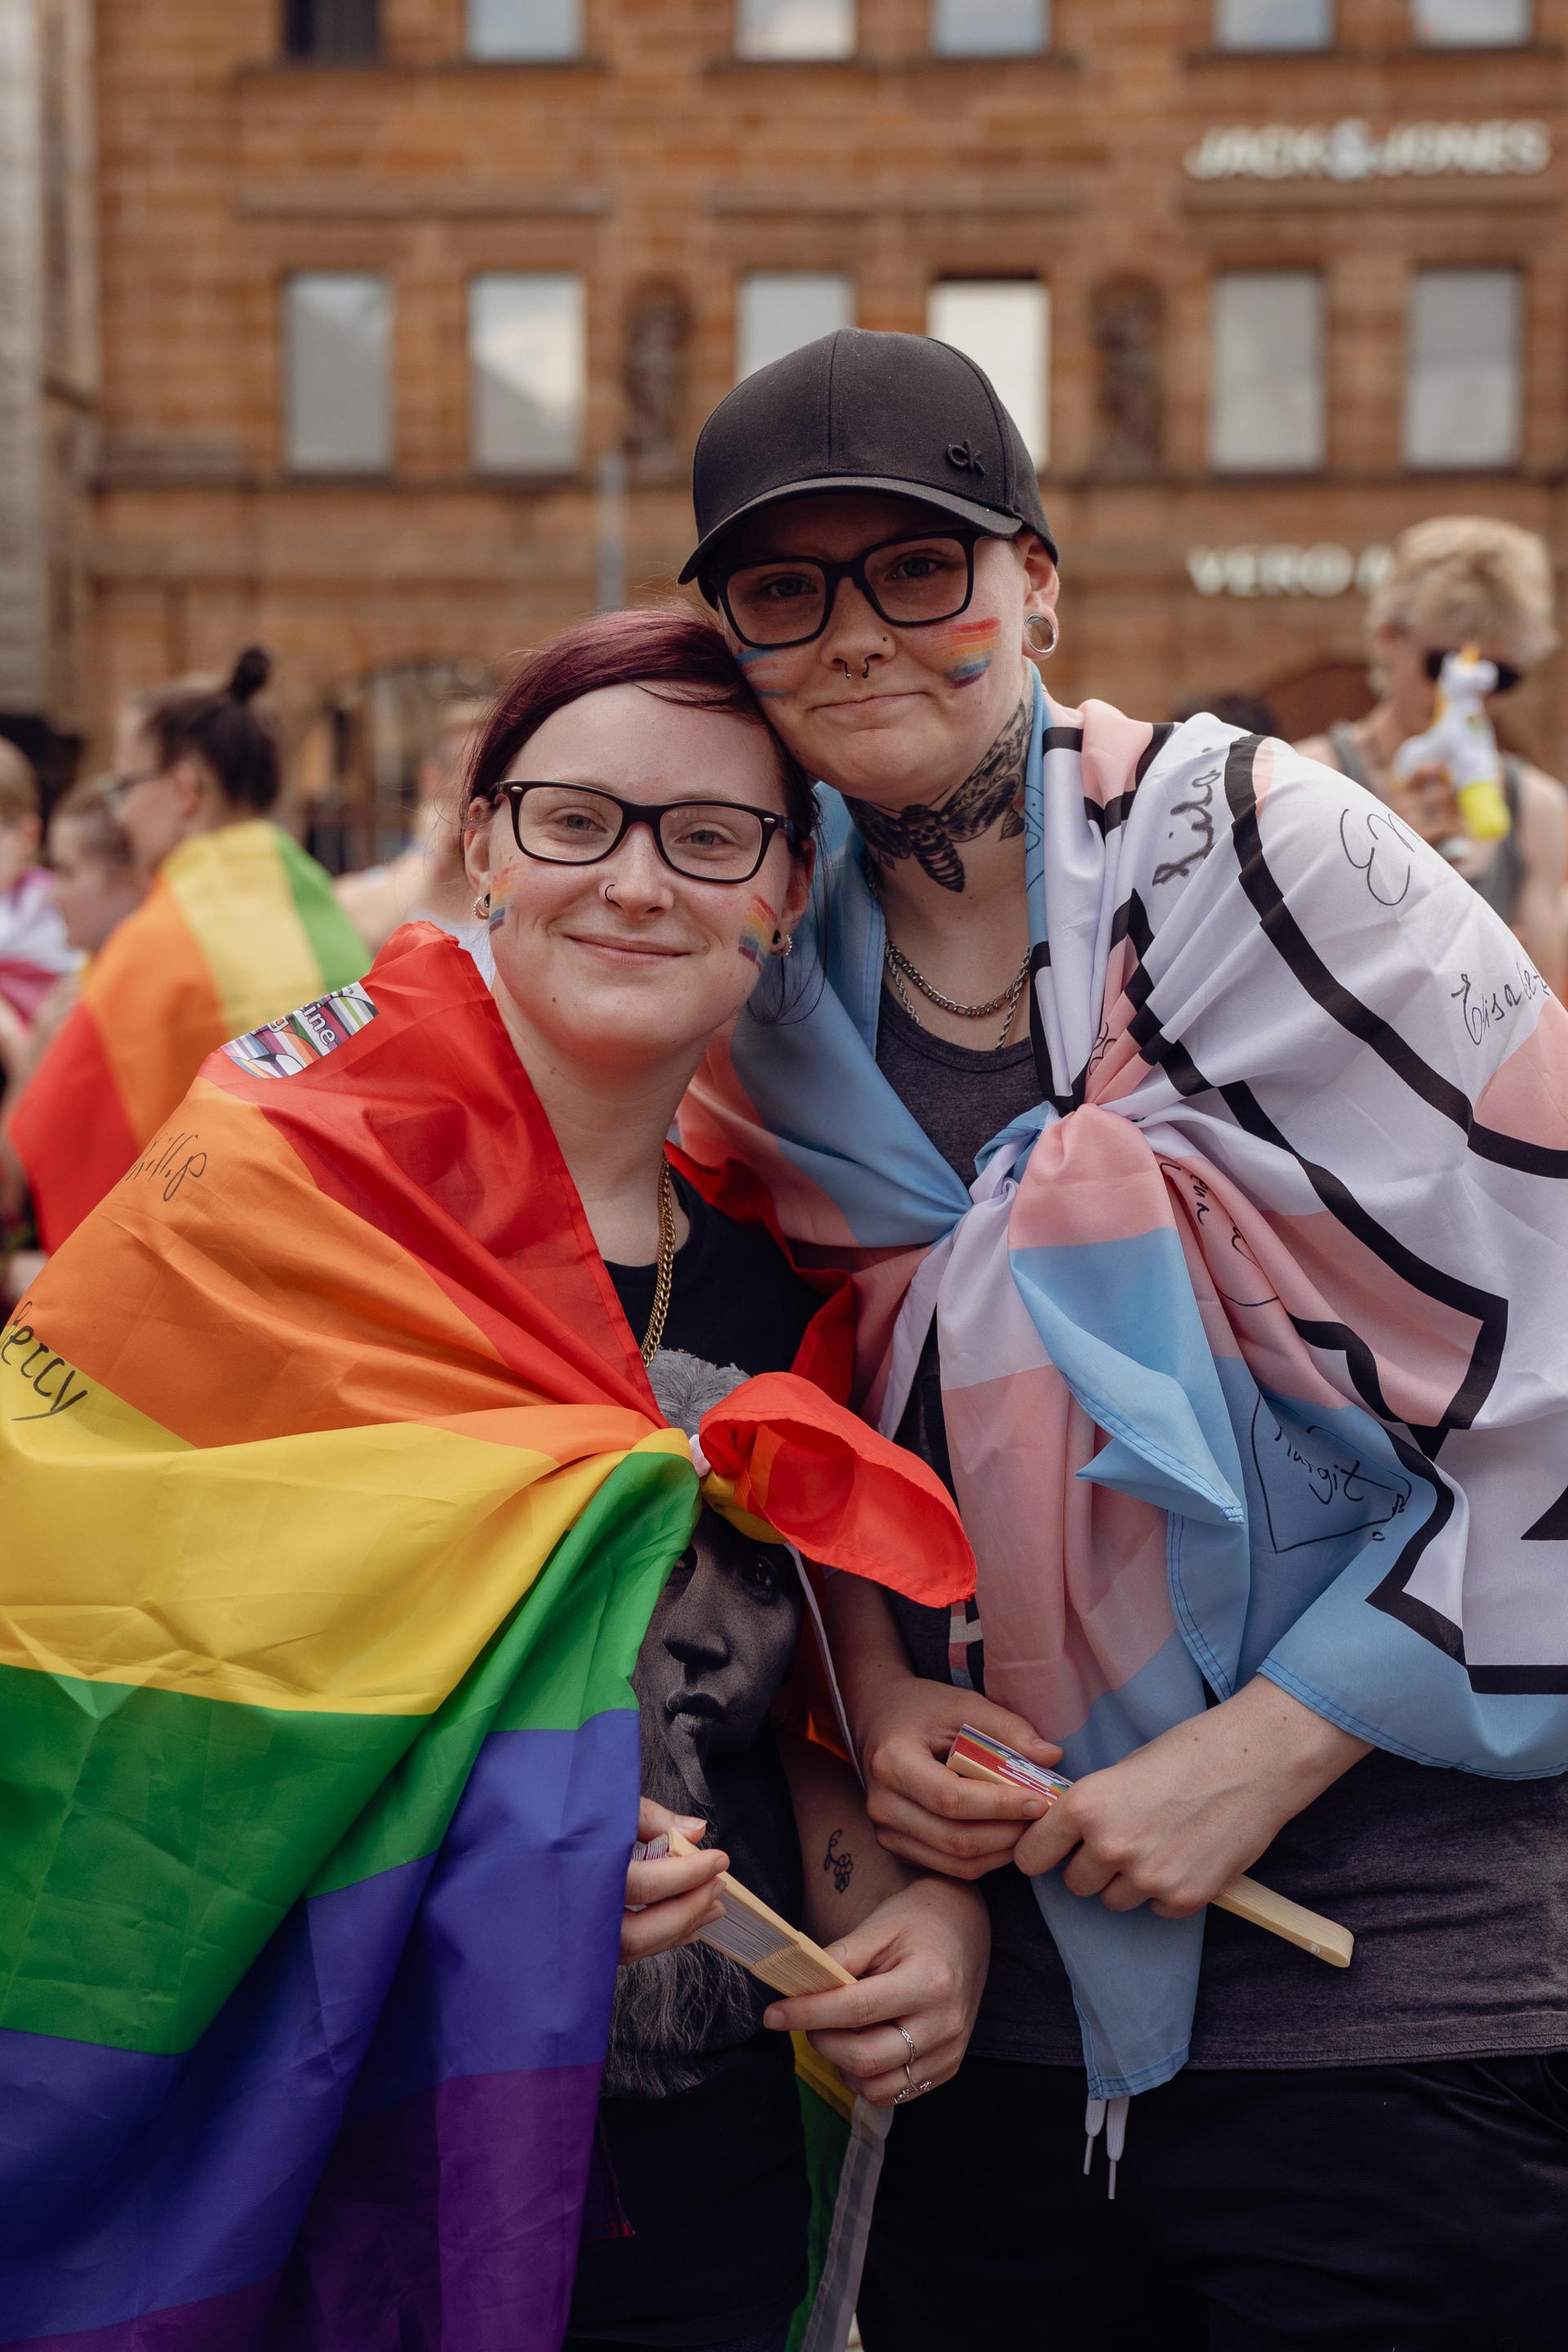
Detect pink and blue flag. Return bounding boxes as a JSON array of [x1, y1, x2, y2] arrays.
[[684, 678, 1568, 2097]]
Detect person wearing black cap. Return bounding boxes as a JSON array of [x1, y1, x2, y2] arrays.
[[675, 331, 1568, 2351]]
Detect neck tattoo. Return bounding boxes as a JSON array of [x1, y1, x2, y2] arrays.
[[845, 693, 1031, 894]]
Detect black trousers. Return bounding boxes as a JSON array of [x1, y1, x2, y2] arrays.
[[857, 2054, 1568, 2351]]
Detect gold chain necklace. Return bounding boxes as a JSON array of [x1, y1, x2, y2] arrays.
[[639, 1160, 678, 1365]]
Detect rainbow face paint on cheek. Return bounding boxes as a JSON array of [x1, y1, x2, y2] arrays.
[[936, 615, 1003, 688], [734, 645, 793, 701], [487, 862, 520, 930], [737, 892, 776, 969]]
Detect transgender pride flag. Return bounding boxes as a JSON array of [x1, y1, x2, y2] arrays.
[[684, 677, 1568, 2097]]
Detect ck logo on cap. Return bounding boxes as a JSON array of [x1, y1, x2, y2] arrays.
[[946, 439, 985, 477]]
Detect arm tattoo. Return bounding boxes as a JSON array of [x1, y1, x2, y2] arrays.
[[846, 693, 1031, 893], [823, 1829, 854, 1894]]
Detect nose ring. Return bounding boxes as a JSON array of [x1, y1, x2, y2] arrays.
[[839, 657, 872, 682]]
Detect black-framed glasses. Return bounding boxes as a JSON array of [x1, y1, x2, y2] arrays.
[[705, 528, 982, 650], [1423, 647, 1523, 695], [499, 782, 800, 884]]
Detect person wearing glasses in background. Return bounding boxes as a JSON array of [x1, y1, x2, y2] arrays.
[[675, 331, 1568, 2351], [1298, 516, 1566, 990]]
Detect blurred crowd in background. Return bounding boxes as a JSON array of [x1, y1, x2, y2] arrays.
[[1, 500, 1564, 1314]]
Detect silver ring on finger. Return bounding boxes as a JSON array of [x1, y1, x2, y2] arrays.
[[894, 2023, 918, 2066], [893, 2074, 936, 2105]]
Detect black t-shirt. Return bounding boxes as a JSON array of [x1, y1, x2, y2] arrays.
[[568, 1173, 822, 2348], [875, 991, 1568, 2074]]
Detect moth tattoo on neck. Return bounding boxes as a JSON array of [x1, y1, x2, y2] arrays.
[[846, 693, 1031, 893]]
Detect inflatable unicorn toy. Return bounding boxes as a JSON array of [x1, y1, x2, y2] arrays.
[[1392, 642, 1512, 852]]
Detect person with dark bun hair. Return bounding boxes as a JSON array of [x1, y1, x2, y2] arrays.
[[3, 647, 366, 1254]]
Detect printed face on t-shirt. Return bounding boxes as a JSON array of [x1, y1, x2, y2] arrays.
[[610, 1508, 806, 2098], [635, 1508, 804, 1820]]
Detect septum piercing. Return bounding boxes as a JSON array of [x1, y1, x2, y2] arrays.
[[839, 657, 873, 681]]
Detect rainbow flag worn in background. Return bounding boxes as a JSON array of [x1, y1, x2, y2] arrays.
[[6, 817, 366, 1249], [0, 925, 973, 2351]]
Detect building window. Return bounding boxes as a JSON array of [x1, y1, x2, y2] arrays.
[[466, 0, 581, 57], [737, 274, 854, 381], [1209, 272, 1324, 472], [1411, 0, 1530, 40], [1214, 0, 1332, 47], [284, 274, 390, 473], [736, 1, 856, 60], [283, 0, 380, 60], [926, 281, 1049, 468], [1405, 268, 1521, 468], [470, 274, 585, 474], [932, 0, 1047, 52]]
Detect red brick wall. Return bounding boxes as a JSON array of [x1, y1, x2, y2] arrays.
[[87, 0, 1568, 793]]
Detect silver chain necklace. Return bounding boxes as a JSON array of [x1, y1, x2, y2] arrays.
[[882, 933, 1031, 1049]]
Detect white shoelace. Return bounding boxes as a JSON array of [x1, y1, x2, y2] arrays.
[[1083, 2093, 1131, 2200]]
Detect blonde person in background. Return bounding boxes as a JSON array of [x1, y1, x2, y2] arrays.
[[3, 648, 365, 1257], [334, 697, 491, 960], [0, 780, 147, 1304], [0, 739, 74, 1082], [1298, 516, 1566, 991], [3, 779, 146, 1101], [44, 777, 147, 963]]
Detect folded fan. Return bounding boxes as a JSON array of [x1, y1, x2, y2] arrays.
[[947, 1728, 1353, 1970]]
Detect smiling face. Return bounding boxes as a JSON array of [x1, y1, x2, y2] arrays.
[[464, 682, 813, 1091], [707, 492, 1058, 812]]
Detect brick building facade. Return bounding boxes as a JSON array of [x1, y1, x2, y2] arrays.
[[56, 0, 1568, 851], [1, 0, 95, 785]]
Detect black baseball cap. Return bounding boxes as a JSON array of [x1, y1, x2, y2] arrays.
[[680, 327, 1058, 586]]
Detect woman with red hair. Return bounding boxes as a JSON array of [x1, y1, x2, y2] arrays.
[[2, 604, 992, 2352]]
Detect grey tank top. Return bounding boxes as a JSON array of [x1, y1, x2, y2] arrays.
[[1327, 720, 1524, 926]]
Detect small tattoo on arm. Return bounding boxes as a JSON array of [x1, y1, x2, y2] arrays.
[[823, 1829, 854, 1894], [846, 693, 1031, 893]]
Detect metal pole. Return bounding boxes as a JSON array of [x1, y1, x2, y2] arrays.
[[595, 446, 627, 612]]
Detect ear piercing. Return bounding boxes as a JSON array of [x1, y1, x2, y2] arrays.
[[773, 930, 794, 958], [474, 892, 492, 919]]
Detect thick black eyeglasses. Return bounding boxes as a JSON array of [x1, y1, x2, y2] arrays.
[[704, 528, 982, 650], [1423, 647, 1523, 695], [499, 782, 800, 884]]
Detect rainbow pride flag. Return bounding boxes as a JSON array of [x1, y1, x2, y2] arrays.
[[0, 925, 972, 2350], [7, 816, 366, 1249]]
